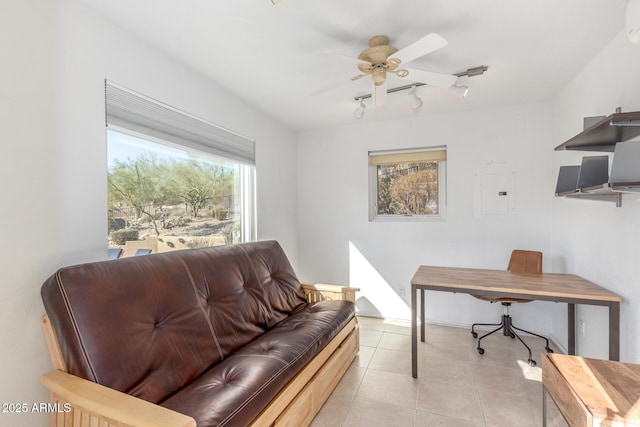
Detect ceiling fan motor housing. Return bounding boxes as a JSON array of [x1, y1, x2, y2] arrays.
[[357, 36, 401, 86], [357, 36, 398, 65]]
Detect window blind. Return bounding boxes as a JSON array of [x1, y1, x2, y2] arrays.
[[369, 147, 446, 166], [105, 81, 255, 165]]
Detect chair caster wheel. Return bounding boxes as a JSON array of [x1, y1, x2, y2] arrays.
[[471, 332, 478, 338], [546, 347, 554, 353], [528, 359, 537, 367], [477, 347, 484, 355]]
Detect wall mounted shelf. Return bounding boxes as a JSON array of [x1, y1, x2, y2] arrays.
[[554, 110, 640, 152], [554, 110, 640, 207], [565, 185, 622, 207], [555, 156, 623, 207]]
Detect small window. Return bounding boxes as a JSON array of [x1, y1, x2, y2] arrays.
[[369, 147, 446, 221]]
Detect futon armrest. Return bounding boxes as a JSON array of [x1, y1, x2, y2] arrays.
[[40, 370, 196, 427], [301, 282, 360, 303]]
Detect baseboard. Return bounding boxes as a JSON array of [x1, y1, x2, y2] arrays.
[[548, 333, 568, 354], [356, 315, 568, 354]]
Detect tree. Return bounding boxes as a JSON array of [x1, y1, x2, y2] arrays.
[[173, 159, 230, 218], [108, 154, 177, 235], [384, 162, 438, 215], [107, 150, 239, 242], [377, 172, 392, 214]]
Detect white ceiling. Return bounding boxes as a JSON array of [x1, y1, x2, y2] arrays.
[[78, 0, 628, 131]]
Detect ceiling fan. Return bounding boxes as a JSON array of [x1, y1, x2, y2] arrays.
[[350, 33, 457, 107]]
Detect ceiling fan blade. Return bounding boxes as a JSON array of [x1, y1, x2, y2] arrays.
[[321, 51, 363, 65], [404, 68, 457, 88], [391, 33, 448, 65], [309, 79, 352, 96], [372, 81, 387, 108]]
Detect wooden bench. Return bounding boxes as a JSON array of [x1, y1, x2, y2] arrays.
[[542, 353, 640, 426]]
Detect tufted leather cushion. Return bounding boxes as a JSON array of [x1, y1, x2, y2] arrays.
[[41, 241, 312, 405], [241, 240, 308, 322], [41, 254, 221, 403], [176, 243, 279, 359], [160, 300, 355, 427]]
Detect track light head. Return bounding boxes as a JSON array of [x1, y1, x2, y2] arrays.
[[450, 75, 470, 98], [451, 84, 469, 98], [408, 86, 423, 110], [354, 98, 366, 119]]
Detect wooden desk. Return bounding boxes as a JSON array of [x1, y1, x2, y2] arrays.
[[542, 353, 640, 426], [411, 265, 622, 378]]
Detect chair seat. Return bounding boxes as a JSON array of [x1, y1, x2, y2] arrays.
[[471, 294, 532, 304]]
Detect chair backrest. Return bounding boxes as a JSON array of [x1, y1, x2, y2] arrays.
[[507, 250, 542, 274], [107, 248, 122, 260]]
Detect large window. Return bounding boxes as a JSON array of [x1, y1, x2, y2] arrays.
[[369, 147, 446, 221], [105, 81, 255, 256]]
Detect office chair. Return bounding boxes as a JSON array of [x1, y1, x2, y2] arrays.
[[470, 249, 553, 367]]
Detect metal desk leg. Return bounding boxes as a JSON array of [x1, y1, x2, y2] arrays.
[[411, 283, 417, 378], [610, 301, 620, 361], [568, 303, 575, 356], [420, 288, 425, 343]]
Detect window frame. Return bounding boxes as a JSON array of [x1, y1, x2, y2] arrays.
[[368, 146, 447, 222], [107, 127, 257, 246]]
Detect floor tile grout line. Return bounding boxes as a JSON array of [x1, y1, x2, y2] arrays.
[[321, 317, 549, 427]]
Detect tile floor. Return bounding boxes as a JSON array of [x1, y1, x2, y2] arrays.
[[311, 316, 568, 427]]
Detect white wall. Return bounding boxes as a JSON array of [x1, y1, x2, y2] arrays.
[[0, 1, 60, 426], [296, 103, 555, 333], [1, 0, 298, 425], [53, 0, 299, 263], [551, 30, 640, 362]]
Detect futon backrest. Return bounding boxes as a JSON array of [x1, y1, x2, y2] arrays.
[[41, 240, 306, 404]]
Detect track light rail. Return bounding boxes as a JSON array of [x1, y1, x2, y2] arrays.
[[353, 65, 487, 101]]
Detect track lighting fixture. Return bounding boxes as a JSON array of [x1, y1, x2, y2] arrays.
[[350, 65, 487, 116], [448, 66, 486, 98], [354, 98, 366, 119], [408, 85, 423, 110]]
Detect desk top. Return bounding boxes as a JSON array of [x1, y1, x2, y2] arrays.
[[411, 265, 621, 303], [543, 353, 640, 425]]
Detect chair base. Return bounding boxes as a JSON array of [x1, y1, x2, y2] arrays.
[[471, 308, 553, 367]]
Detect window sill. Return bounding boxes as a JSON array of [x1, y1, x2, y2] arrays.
[[369, 215, 446, 223]]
